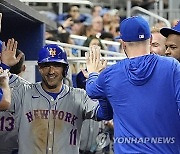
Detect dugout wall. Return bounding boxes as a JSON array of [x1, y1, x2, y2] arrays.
[[0, 0, 57, 60]]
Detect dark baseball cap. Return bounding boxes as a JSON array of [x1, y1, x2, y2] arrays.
[[160, 21, 180, 37], [116, 16, 151, 42]]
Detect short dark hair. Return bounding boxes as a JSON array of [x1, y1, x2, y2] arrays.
[[67, 5, 80, 13], [91, 5, 99, 14], [9, 49, 25, 75], [81, 35, 104, 57], [100, 32, 113, 40]]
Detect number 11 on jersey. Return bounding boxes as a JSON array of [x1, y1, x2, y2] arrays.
[[70, 129, 77, 145]]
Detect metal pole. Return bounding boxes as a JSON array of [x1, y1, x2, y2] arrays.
[[159, 0, 164, 17], [168, 0, 173, 21], [131, 6, 171, 27], [58, 2, 63, 14], [126, 0, 131, 17], [154, 0, 158, 15]]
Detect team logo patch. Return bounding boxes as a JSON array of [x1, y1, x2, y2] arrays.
[[48, 48, 56, 57], [139, 35, 144, 39]]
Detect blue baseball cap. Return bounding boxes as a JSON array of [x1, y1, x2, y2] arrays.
[[160, 21, 180, 37], [38, 44, 68, 65], [116, 16, 151, 42]]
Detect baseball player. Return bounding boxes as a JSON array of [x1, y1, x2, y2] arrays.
[[1, 43, 112, 154], [85, 16, 180, 153], [0, 39, 29, 154]]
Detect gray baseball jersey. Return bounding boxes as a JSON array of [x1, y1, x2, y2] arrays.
[[0, 75, 30, 154], [10, 74, 98, 154]]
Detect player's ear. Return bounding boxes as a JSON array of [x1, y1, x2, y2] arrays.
[[21, 64, 26, 72], [150, 35, 152, 45], [38, 65, 43, 73], [122, 41, 126, 51]]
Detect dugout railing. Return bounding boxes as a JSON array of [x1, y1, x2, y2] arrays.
[[22, 40, 126, 86]]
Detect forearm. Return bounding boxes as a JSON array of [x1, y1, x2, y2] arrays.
[[0, 68, 11, 110], [86, 72, 103, 99], [96, 99, 113, 121]]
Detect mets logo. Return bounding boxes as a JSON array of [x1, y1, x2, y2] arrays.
[[48, 48, 56, 57]]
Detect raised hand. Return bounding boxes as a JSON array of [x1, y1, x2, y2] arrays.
[[1, 38, 23, 67], [85, 45, 107, 75], [62, 18, 74, 28]]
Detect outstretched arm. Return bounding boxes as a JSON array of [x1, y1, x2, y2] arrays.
[[0, 68, 11, 110]]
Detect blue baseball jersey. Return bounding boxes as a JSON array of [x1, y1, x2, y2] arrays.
[[86, 54, 180, 154]]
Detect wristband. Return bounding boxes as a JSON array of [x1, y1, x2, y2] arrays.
[[0, 88, 3, 102], [0, 63, 10, 70]]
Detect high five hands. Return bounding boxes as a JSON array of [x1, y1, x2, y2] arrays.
[[1, 38, 23, 67], [84, 45, 107, 78]]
